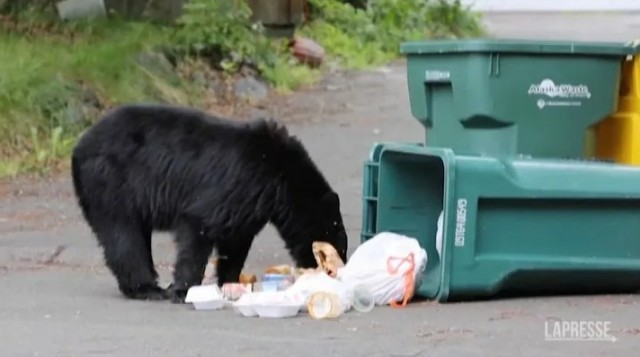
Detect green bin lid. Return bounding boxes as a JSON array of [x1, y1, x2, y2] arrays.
[[400, 38, 640, 57]]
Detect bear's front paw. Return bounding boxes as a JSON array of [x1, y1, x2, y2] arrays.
[[171, 292, 187, 304], [165, 284, 188, 304]]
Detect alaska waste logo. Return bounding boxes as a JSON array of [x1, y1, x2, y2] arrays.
[[528, 79, 592, 109]]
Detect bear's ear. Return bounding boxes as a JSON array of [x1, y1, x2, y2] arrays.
[[320, 191, 340, 212]]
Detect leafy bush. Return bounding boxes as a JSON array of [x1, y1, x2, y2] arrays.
[[424, 0, 486, 38], [171, 0, 263, 70], [169, 0, 317, 91], [301, 0, 485, 68]]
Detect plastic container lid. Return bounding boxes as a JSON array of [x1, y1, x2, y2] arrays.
[[351, 285, 374, 313], [184, 284, 223, 303], [400, 38, 639, 57]]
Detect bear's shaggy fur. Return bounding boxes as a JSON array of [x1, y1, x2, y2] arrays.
[[71, 103, 348, 303]]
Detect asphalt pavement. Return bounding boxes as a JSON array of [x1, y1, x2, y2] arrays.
[[1, 11, 640, 357]]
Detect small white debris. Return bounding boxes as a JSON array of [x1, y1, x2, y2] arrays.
[[374, 66, 392, 74]]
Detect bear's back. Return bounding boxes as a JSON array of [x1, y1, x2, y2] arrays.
[[75, 103, 276, 158], [72, 103, 310, 182]]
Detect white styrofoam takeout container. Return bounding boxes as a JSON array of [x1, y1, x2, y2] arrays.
[[232, 291, 302, 318], [232, 301, 258, 317], [192, 300, 226, 310], [185, 284, 227, 310], [254, 304, 300, 318], [232, 291, 268, 317]]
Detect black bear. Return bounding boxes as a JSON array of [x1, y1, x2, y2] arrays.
[[70, 103, 348, 303]]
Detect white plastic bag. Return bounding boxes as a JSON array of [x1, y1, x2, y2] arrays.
[[336, 231, 427, 307], [284, 271, 354, 314]]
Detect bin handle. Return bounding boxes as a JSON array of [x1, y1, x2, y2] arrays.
[[489, 53, 500, 77], [424, 75, 452, 127], [407, 69, 452, 125]]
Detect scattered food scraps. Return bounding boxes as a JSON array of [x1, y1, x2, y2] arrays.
[[186, 234, 427, 319]]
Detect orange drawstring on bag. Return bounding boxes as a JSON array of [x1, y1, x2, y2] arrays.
[[386, 252, 416, 308]]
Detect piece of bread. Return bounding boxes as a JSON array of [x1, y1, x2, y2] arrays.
[[264, 264, 292, 275], [239, 273, 257, 284], [293, 267, 318, 277], [312, 241, 345, 278]]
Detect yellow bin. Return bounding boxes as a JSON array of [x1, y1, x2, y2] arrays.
[[595, 54, 640, 166]]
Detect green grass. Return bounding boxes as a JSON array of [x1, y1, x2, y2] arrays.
[[0, 20, 169, 112], [0, 20, 190, 177]]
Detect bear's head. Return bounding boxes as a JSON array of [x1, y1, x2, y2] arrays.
[[316, 191, 348, 263], [283, 190, 349, 269]]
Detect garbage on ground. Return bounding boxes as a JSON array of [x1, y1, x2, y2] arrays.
[[337, 231, 428, 307], [312, 241, 344, 277], [307, 291, 343, 319], [254, 274, 295, 292], [184, 284, 226, 310], [351, 284, 375, 313], [203, 258, 257, 285], [186, 232, 428, 319], [286, 268, 354, 315], [233, 291, 302, 318], [221, 283, 253, 301], [264, 264, 314, 277]]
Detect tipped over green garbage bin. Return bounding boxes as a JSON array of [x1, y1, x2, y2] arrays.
[[361, 142, 640, 302]]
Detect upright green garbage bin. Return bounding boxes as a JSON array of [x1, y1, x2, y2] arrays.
[[400, 39, 638, 158]]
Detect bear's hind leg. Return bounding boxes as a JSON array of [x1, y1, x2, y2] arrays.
[[95, 220, 166, 301], [168, 221, 215, 304]]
